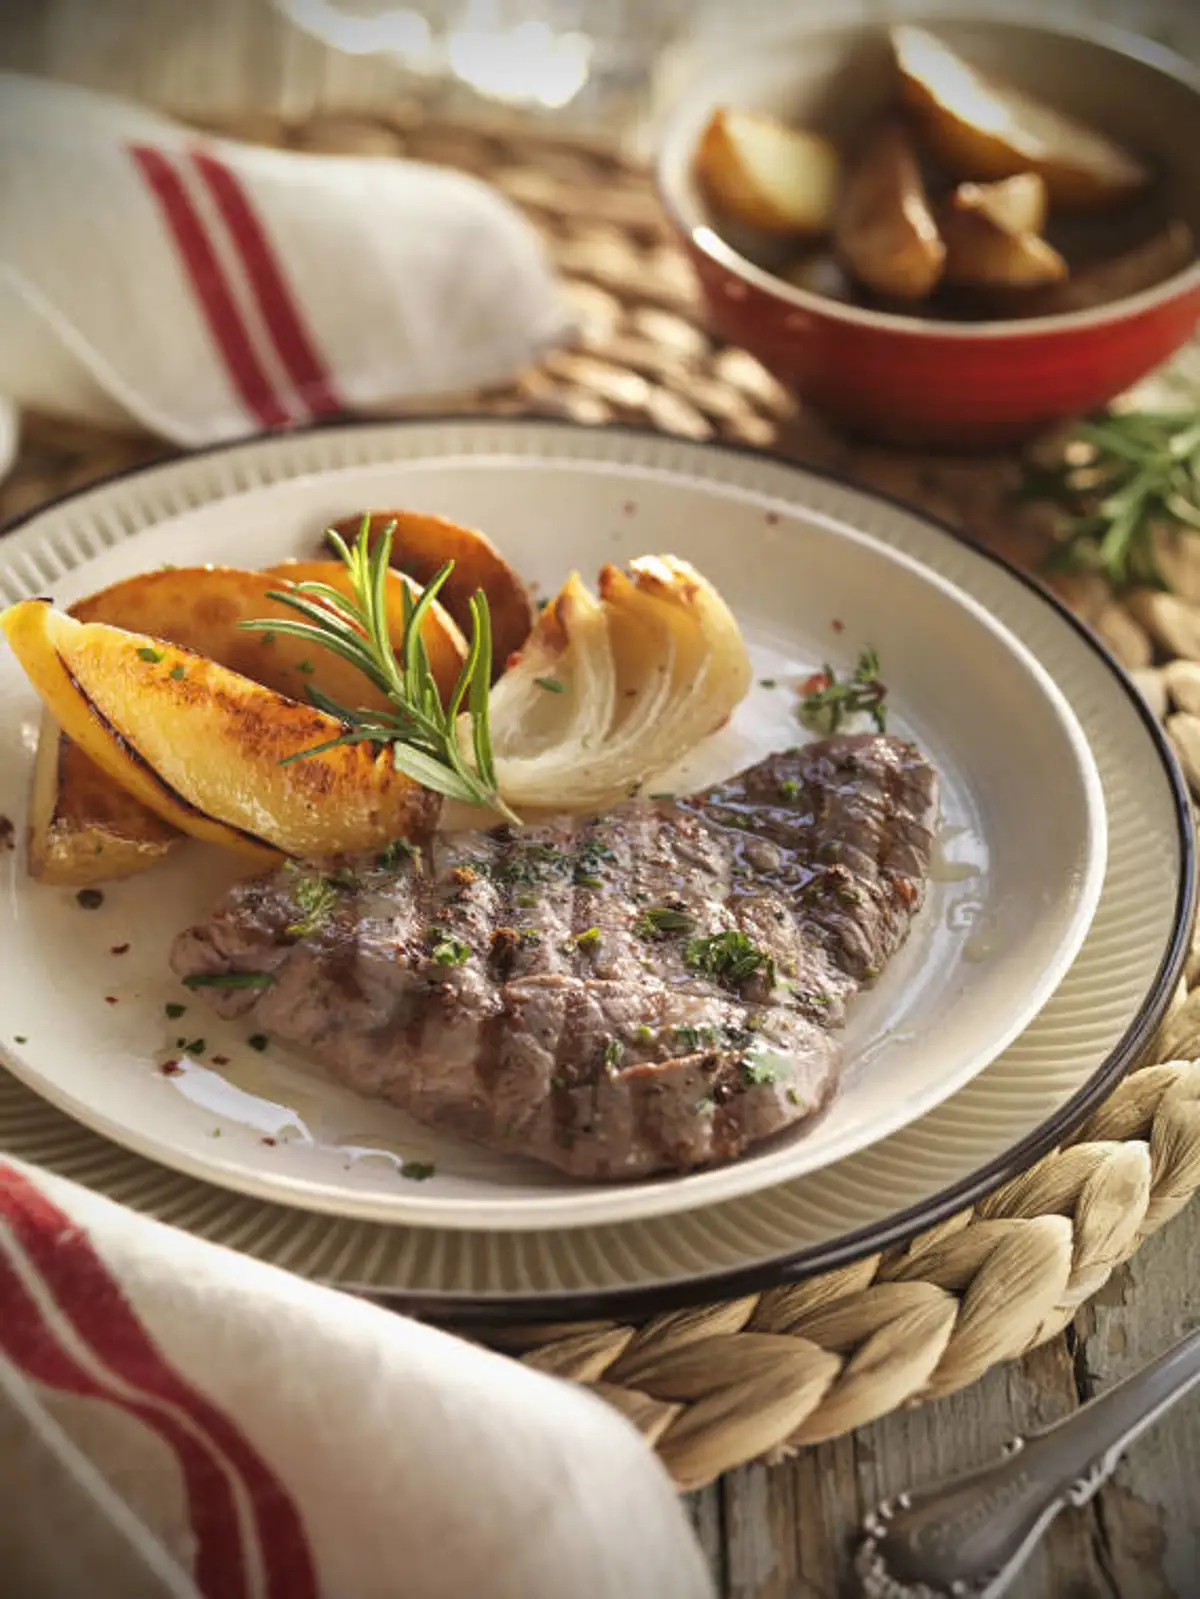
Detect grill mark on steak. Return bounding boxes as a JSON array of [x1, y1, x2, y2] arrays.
[[171, 733, 938, 1180]]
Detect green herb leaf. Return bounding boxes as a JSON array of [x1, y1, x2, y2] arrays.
[[741, 1055, 777, 1087], [634, 905, 696, 939], [428, 930, 471, 966], [285, 871, 340, 938], [534, 676, 565, 693], [170, 664, 187, 681], [797, 648, 887, 735], [137, 646, 164, 663], [377, 837, 420, 869], [1021, 406, 1200, 590], [684, 930, 773, 988], [401, 1161, 436, 1181], [165, 1002, 186, 1020], [572, 926, 602, 950], [181, 971, 275, 990], [602, 1037, 623, 1071], [248, 1034, 269, 1052]]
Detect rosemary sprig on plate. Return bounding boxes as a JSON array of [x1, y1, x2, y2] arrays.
[[797, 648, 887, 735], [1020, 406, 1200, 590], [241, 515, 517, 822]]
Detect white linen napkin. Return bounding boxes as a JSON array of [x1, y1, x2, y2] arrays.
[[0, 73, 574, 447], [0, 1154, 713, 1599]]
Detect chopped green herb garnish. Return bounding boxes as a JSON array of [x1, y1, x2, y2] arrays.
[[377, 837, 420, 869], [429, 930, 471, 966], [183, 1038, 206, 1056], [573, 926, 602, 951], [515, 891, 538, 908], [602, 1037, 623, 1071], [170, 664, 187, 681], [674, 1023, 717, 1051], [685, 930, 773, 988], [786, 1087, 802, 1106], [182, 971, 275, 990], [296, 658, 315, 674], [285, 869, 340, 938], [798, 648, 887, 735], [777, 779, 800, 801], [634, 1022, 655, 1043], [248, 1033, 269, 1052], [259, 630, 276, 644], [13, 1035, 27, 1045], [518, 928, 542, 947], [75, 888, 104, 910], [633, 905, 695, 939], [759, 678, 777, 690], [165, 1002, 187, 1020], [401, 1161, 436, 1181], [741, 1056, 777, 1087], [137, 646, 164, 663], [534, 676, 565, 693], [573, 837, 614, 888]]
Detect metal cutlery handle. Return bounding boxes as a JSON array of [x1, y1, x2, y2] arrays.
[[855, 1326, 1200, 1599]]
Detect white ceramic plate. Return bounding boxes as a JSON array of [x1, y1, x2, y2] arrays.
[[0, 423, 1108, 1236]]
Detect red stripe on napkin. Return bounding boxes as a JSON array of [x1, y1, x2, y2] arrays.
[[0, 1240, 249, 1599], [129, 145, 292, 431], [0, 1164, 319, 1599], [189, 147, 344, 420]]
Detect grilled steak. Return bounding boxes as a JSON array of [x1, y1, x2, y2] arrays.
[[172, 734, 938, 1179]]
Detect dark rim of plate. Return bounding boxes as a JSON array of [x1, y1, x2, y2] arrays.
[[1, 414, 1194, 1328]]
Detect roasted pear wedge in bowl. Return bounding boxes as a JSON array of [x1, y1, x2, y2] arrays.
[[3, 601, 440, 861]]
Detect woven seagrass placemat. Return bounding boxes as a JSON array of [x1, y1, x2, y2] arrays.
[[5, 109, 1200, 1491]]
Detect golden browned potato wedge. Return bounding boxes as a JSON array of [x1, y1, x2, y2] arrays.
[[834, 121, 945, 301], [72, 563, 466, 708], [28, 714, 180, 886], [893, 26, 1150, 212], [2, 601, 439, 859], [330, 510, 534, 676], [939, 206, 1068, 288], [949, 173, 1048, 235], [695, 106, 840, 236], [26, 563, 465, 885], [1012, 219, 1195, 315]]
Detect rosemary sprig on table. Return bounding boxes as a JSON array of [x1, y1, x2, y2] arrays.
[[797, 648, 887, 735], [241, 516, 517, 822], [1020, 407, 1200, 590]]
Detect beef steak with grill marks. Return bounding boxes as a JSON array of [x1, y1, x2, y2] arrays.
[[171, 732, 938, 1179]]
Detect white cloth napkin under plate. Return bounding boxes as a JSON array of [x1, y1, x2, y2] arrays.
[[0, 72, 574, 448]]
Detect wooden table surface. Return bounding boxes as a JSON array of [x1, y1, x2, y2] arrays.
[[4, 2, 1200, 1593]]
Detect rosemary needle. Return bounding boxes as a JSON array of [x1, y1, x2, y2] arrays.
[[1020, 406, 1200, 590], [240, 515, 518, 822]]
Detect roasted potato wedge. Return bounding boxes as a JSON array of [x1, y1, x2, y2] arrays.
[[72, 563, 467, 708], [330, 510, 534, 677], [695, 107, 840, 236], [26, 563, 464, 885], [940, 206, 1067, 288], [949, 174, 1048, 236], [1011, 219, 1195, 315], [482, 555, 751, 811], [2, 601, 439, 859], [893, 26, 1150, 212], [835, 121, 945, 301], [28, 714, 180, 886]]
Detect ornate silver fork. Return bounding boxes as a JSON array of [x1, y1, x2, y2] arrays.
[[855, 1326, 1200, 1599]]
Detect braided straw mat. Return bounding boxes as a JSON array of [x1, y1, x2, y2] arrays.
[[6, 108, 1200, 1492]]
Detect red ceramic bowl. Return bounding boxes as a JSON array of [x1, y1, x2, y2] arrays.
[[655, 18, 1200, 450]]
